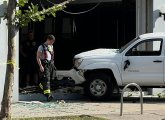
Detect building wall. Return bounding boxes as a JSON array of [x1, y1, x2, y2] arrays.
[[153, 0, 165, 32], [152, 0, 165, 95], [0, 0, 19, 105], [136, 0, 147, 35]]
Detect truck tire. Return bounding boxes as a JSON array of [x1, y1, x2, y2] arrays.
[[85, 73, 113, 101]]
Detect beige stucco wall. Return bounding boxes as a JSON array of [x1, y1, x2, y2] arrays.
[[153, 0, 165, 32]]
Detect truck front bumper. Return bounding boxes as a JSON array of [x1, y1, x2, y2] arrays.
[[56, 69, 86, 85]]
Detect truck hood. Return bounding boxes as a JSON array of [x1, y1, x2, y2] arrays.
[[74, 48, 119, 59]]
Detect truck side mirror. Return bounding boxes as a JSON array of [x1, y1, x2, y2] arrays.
[[126, 47, 139, 56], [124, 60, 130, 71], [125, 49, 133, 56], [132, 47, 137, 52]]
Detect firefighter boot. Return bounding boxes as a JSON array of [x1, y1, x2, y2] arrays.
[[45, 94, 53, 102]]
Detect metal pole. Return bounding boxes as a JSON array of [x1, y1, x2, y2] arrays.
[[120, 83, 143, 116]]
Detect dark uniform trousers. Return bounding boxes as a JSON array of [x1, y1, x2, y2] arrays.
[[39, 60, 56, 96]]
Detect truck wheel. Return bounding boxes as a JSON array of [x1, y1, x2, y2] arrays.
[[85, 73, 113, 101]]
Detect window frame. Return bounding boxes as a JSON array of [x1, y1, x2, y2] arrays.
[[125, 38, 163, 56]]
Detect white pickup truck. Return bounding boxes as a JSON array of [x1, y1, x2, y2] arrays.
[[57, 33, 165, 100]]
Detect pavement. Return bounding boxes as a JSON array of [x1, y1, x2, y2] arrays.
[[11, 92, 165, 120]]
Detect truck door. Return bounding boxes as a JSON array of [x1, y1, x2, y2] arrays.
[[122, 38, 164, 86]]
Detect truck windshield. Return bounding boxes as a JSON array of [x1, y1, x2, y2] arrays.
[[119, 36, 140, 53]]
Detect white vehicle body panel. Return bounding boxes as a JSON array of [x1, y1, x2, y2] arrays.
[[56, 69, 85, 84], [122, 56, 164, 86], [82, 62, 122, 85]]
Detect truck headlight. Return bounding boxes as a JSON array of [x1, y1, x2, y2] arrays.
[[74, 58, 83, 68]]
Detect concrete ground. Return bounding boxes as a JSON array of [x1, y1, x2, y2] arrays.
[[12, 93, 165, 120]]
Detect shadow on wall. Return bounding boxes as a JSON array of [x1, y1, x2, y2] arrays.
[[153, 9, 161, 29]]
